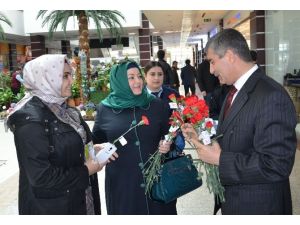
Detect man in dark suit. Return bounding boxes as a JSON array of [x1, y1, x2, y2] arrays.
[[197, 53, 220, 104], [181, 59, 197, 96], [181, 28, 297, 214], [171, 60, 180, 92], [157, 49, 173, 87]]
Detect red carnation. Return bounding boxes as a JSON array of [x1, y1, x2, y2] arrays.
[[141, 115, 150, 125]]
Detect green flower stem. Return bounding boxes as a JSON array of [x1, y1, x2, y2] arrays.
[[188, 140, 225, 203], [142, 150, 165, 196], [112, 121, 143, 145]]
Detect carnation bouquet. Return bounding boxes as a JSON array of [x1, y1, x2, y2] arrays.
[[142, 94, 225, 203]]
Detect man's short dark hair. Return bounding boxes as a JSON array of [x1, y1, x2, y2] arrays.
[[185, 59, 191, 65], [205, 28, 252, 62], [157, 50, 165, 60]]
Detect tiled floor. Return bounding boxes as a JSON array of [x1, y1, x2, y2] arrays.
[[1, 150, 299, 215], [1, 84, 299, 215]]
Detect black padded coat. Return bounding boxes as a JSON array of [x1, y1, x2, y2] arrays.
[[7, 96, 100, 215]]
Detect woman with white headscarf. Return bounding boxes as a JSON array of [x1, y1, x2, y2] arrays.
[[6, 54, 105, 215]]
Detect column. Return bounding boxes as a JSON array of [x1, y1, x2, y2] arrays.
[[219, 19, 224, 31], [61, 40, 71, 58], [157, 36, 163, 50], [30, 35, 46, 59], [250, 10, 266, 71], [138, 13, 151, 67], [9, 44, 17, 72]]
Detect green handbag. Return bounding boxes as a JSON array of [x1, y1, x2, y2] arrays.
[[150, 154, 202, 204]]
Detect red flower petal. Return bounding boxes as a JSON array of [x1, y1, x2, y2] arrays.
[[142, 115, 150, 125]]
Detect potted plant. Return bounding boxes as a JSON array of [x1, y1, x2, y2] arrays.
[[98, 74, 110, 92], [71, 82, 81, 106], [83, 102, 96, 120], [0, 88, 14, 110]]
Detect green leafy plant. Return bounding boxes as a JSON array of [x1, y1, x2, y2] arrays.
[[0, 72, 11, 89], [71, 82, 81, 98], [13, 86, 25, 102], [0, 88, 13, 110]]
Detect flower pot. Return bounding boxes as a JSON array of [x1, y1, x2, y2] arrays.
[[102, 86, 108, 92], [74, 97, 81, 106], [67, 98, 76, 107]]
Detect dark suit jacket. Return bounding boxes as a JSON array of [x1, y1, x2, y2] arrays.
[[217, 68, 297, 214], [180, 65, 196, 86], [197, 60, 219, 93]]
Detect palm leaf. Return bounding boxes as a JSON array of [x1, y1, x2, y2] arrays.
[[0, 12, 12, 40]]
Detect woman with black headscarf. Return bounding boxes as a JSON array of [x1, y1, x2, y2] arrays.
[[92, 60, 177, 215]]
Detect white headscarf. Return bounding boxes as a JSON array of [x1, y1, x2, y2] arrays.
[[8, 54, 87, 144], [14, 54, 67, 112]]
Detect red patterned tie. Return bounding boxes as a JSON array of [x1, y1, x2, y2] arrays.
[[223, 86, 237, 118]]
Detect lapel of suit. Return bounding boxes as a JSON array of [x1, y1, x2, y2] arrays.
[[218, 68, 262, 135]]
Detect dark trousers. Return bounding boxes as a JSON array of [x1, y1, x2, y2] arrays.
[[184, 84, 195, 96]]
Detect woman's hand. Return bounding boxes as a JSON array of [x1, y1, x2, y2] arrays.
[[158, 140, 172, 154], [85, 157, 105, 176], [94, 143, 119, 163]]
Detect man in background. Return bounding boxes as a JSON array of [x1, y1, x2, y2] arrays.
[[181, 59, 196, 96], [157, 49, 173, 87], [170, 60, 180, 92], [197, 53, 220, 104]]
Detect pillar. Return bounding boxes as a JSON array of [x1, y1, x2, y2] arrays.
[[30, 35, 46, 59], [138, 13, 151, 67], [250, 10, 266, 71]]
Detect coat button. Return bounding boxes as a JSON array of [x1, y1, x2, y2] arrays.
[[54, 127, 58, 131], [26, 116, 30, 120], [45, 128, 49, 132], [44, 119, 48, 122], [66, 189, 69, 193], [135, 141, 140, 146], [54, 120, 57, 123]]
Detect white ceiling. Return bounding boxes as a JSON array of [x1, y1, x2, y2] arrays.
[[143, 10, 229, 48]]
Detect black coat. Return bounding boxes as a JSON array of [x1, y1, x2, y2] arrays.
[[170, 67, 180, 89], [197, 60, 219, 93], [181, 65, 196, 86], [92, 99, 177, 215], [158, 59, 173, 86], [217, 68, 297, 214], [7, 96, 100, 215]]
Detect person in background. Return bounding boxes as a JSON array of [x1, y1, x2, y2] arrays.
[[6, 54, 104, 215], [180, 59, 196, 96], [208, 84, 231, 120], [157, 49, 173, 87], [181, 28, 297, 215], [92, 60, 176, 215], [197, 53, 220, 105], [144, 61, 185, 157], [11, 66, 24, 95], [170, 60, 180, 92]]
